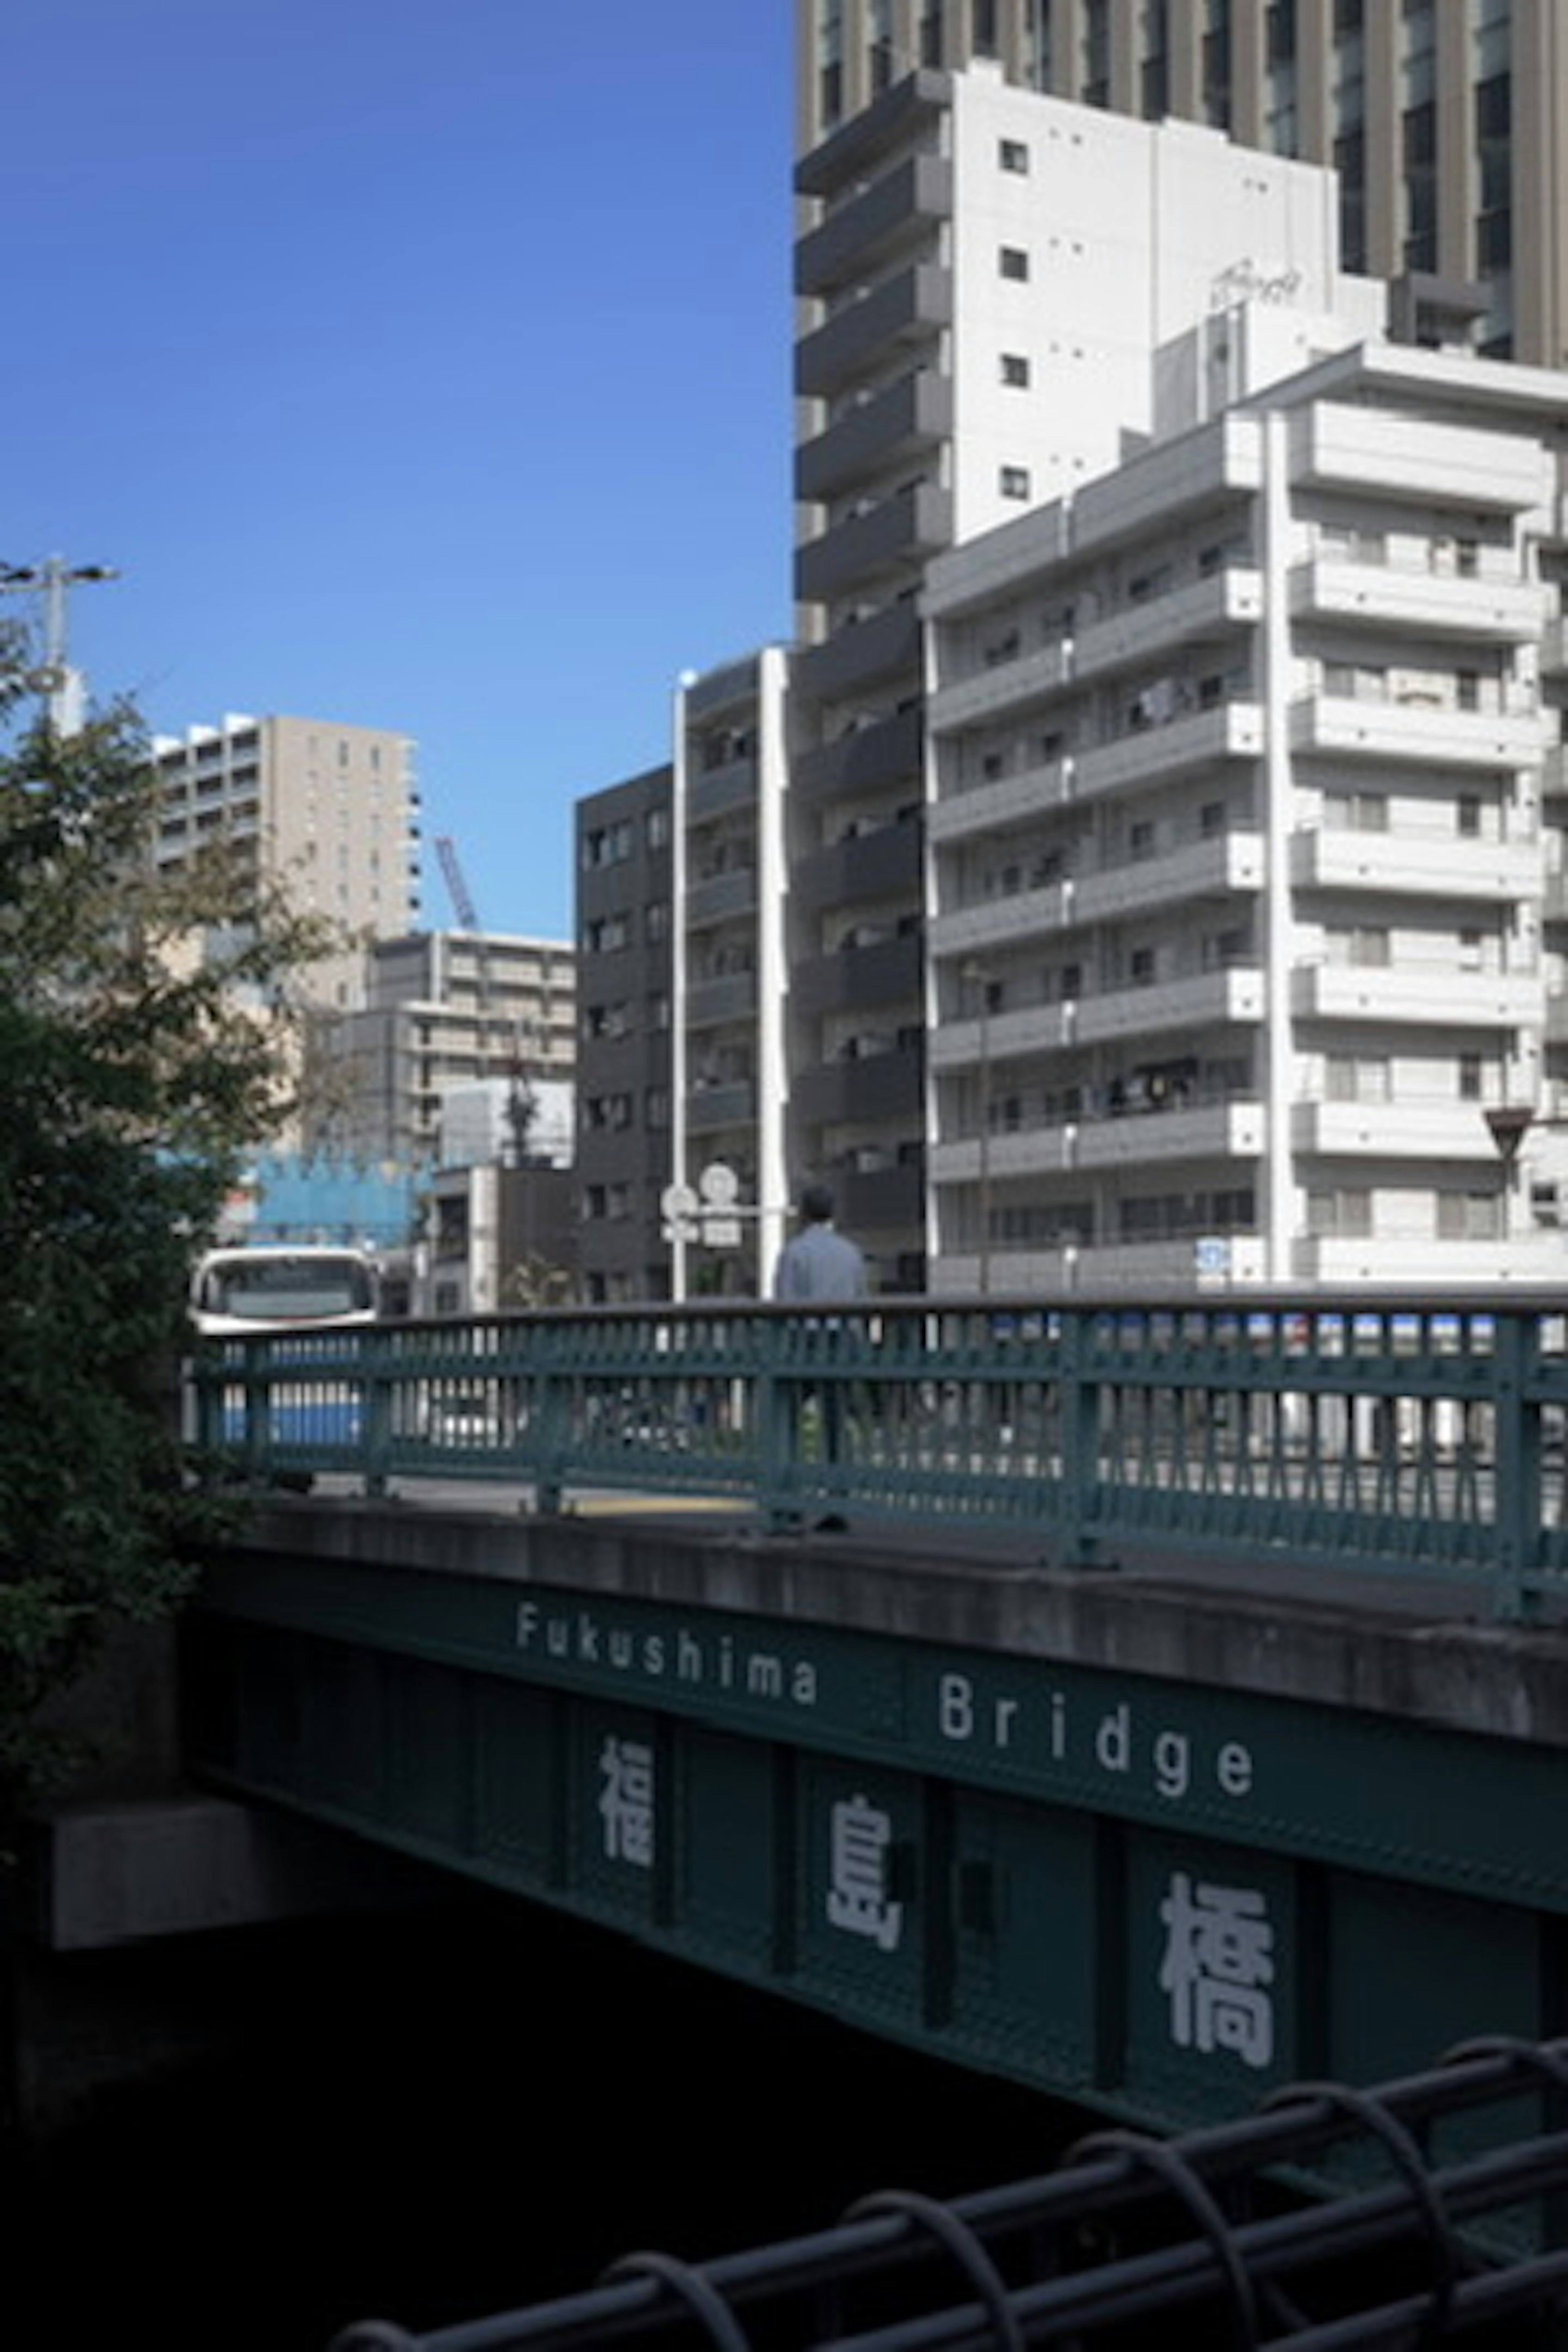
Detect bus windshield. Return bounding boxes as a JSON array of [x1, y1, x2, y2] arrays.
[[192, 1248, 378, 1336]]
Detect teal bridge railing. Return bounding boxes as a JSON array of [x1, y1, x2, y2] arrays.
[[187, 1290, 1568, 1624]]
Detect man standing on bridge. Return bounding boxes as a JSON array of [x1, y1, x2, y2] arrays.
[[773, 1183, 867, 1305], [773, 1185, 867, 1530]]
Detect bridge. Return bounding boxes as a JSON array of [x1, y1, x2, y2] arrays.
[[172, 1291, 1568, 2319]]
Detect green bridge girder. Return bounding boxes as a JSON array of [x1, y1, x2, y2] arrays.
[[189, 1498, 1568, 2186]]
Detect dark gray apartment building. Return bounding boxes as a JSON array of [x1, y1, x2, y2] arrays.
[[575, 764, 677, 1301]]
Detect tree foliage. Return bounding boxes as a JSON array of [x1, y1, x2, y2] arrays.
[[0, 679, 336, 1800]]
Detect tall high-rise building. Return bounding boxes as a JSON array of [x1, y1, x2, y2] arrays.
[[796, 1, 1568, 367], [151, 712, 421, 1011], [574, 17, 1568, 1300], [789, 62, 1376, 1285]]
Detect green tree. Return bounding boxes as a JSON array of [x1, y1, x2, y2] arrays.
[[0, 683, 336, 1802]]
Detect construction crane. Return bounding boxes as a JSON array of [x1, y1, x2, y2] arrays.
[[434, 833, 478, 931], [432, 832, 538, 1166]]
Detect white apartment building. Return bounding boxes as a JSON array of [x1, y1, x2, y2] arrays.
[[925, 336, 1568, 1289], [308, 929, 576, 1167], [151, 712, 421, 1011]]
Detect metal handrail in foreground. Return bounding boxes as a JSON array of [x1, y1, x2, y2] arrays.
[[186, 1289, 1568, 1622], [327, 2036, 1568, 2348]]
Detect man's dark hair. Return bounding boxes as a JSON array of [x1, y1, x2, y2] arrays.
[[799, 1183, 835, 1224]]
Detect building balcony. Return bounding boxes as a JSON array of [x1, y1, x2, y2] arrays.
[[791, 704, 922, 806], [792, 1044, 923, 1128], [686, 1080, 757, 1136], [929, 757, 1073, 844], [1291, 1234, 1559, 1285], [1071, 566, 1265, 687], [835, 1158, 924, 1236], [927, 638, 1071, 734], [930, 1098, 1265, 1185], [792, 930, 923, 1019], [929, 967, 1266, 1074], [795, 152, 952, 297], [1064, 412, 1264, 559], [1292, 695, 1547, 771], [1291, 1100, 1503, 1160], [1292, 963, 1539, 1029], [686, 971, 758, 1029], [792, 601, 922, 699], [1290, 401, 1554, 512], [929, 833, 1263, 957], [1291, 558, 1549, 644], [1072, 702, 1265, 803], [795, 263, 952, 399], [687, 757, 756, 823], [1290, 827, 1541, 903], [791, 813, 922, 915], [795, 66, 950, 199], [796, 369, 953, 504], [685, 867, 757, 931], [795, 479, 953, 604]]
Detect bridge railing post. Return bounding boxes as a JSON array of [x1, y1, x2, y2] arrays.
[[361, 1326, 393, 1498], [758, 1314, 803, 1534], [1057, 1305, 1105, 1569], [1490, 1305, 1543, 1624], [530, 1327, 570, 1516], [241, 1337, 270, 1487]]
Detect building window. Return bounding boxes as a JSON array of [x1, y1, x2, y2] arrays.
[[1327, 1055, 1390, 1103], [999, 136, 1029, 173], [1325, 789, 1388, 832], [1309, 1188, 1373, 1238], [1459, 1053, 1483, 1102], [999, 245, 1030, 281], [1457, 794, 1482, 837], [1000, 465, 1032, 500], [1001, 352, 1031, 386], [1437, 1189, 1502, 1241]]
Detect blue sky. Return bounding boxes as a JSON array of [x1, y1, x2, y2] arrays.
[[5, 0, 795, 939]]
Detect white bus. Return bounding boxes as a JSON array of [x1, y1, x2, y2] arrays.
[[189, 1245, 381, 1339]]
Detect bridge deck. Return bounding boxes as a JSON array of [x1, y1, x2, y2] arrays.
[[254, 1479, 1568, 1753]]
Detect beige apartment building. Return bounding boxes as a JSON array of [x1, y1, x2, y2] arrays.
[[797, 1, 1568, 367], [151, 712, 421, 1012]]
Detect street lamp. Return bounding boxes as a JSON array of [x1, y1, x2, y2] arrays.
[[961, 958, 995, 1294]]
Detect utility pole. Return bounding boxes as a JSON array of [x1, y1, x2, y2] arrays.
[[0, 554, 119, 735]]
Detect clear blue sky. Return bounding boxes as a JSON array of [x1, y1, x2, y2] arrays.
[[6, 0, 795, 940]]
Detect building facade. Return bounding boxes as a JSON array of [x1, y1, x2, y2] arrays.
[[674, 650, 794, 1296], [575, 765, 677, 1302], [307, 928, 575, 1168], [925, 341, 1567, 1288], [796, 0, 1568, 368], [151, 711, 421, 1012], [789, 62, 1376, 1285]]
